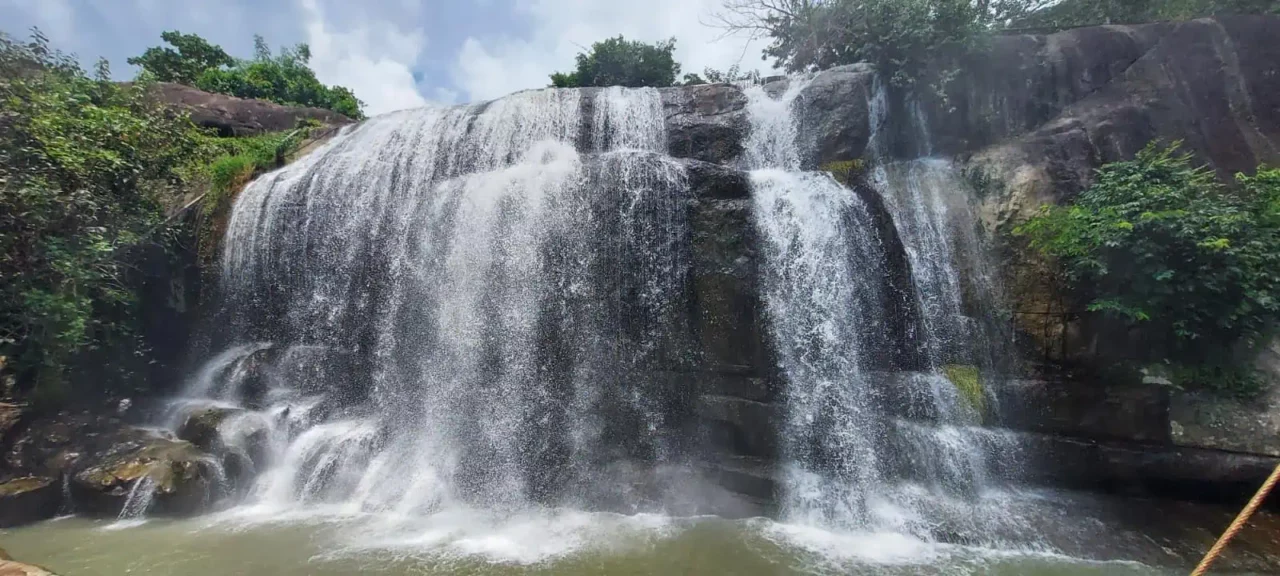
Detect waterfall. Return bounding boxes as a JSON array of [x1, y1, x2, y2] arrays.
[[743, 76, 1022, 541], [183, 86, 694, 520], [741, 79, 892, 529]]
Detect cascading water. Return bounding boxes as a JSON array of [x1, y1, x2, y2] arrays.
[[173, 86, 697, 532], [743, 76, 1027, 543]]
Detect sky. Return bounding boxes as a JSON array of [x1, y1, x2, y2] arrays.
[[0, 0, 773, 116]]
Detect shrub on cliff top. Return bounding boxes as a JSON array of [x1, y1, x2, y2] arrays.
[[1015, 143, 1280, 369], [550, 36, 682, 88], [132, 32, 365, 119]]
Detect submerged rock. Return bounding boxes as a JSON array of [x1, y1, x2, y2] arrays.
[[70, 435, 220, 517], [0, 477, 58, 527]]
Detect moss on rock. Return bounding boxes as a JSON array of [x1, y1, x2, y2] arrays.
[[943, 364, 985, 417]]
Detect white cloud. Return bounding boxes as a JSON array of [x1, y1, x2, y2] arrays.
[[300, 0, 428, 116], [451, 0, 771, 103]]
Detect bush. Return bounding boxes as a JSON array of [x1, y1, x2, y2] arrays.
[[198, 129, 304, 216], [133, 32, 365, 119], [550, 36, 682, 88], [1015, 143, 1280, 366], [1, 31, 210, 402]]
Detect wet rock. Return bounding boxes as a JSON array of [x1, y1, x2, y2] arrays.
[[696, 395, 780, 459], [176, 406, 267, 492], [0, 477, 58, 527], [991, 379, 1172, 442], [679, 159, 750, 200], [3, 411, 137, 479], [690, 198, 771, 374], [0, 403, 23, 443], [176, 407, 242, 453], [661, 83, 749, 164], [70, 435, 220, 517], [1016, 430, 1280, 503], [793, 63, 876, 167]]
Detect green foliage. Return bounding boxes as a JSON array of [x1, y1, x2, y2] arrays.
[[943, 364, 985, 416], [1, 30, 209, 401], [550, 36, 682, 88], [716, 0, 1044, 90], [126, 31, 235, 85], [1171, 363, 1269, 400], [1015, 0, 1280, 28], [1015, 143, 1280, 365], [681, 64, 763, 86], [133, 32, 365, 119], [820, 159, 866, 184], [196, 130, 304, 216]]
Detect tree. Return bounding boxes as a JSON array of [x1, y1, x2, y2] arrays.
[[708, 1, 1052, 87], [131, 32, 365, 119], [126, 30, 235, 84], [195, 36, 365, 119], [550, 36, 682, 88], [1014, 143, 1280, 370], [2, 31, 211, 405]]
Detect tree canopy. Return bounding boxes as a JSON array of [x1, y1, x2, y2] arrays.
[[550, 36, 682, 88], [131, 32, 365, 119], [711, 0, 1279, 91]]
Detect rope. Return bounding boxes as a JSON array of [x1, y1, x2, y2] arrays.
[[1190, 461, 1280, 575]]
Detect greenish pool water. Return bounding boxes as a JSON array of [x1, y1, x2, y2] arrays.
[[4, 493, 1276, 576]]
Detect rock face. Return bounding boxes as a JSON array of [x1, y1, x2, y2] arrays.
[[70, 435, 220, 517], [964, 17, 1280, 236], [149, 82, 354, 137], [0, 477, 58, 527]]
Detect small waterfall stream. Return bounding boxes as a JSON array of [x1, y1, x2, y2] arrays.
[[743, 76, 1027, 543]]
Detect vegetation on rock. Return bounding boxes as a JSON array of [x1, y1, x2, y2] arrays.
[[0, 32, 210, 405], [0, 31, 316, 407], [132, 32, 364, 119], [681, 64, 764, 86], [1016, 143, 1280, 396], [550, 36, 682, 88], [943, 364, 985, 416], [1015, 0, 1280, 28], [712, 0, 1279, 95]]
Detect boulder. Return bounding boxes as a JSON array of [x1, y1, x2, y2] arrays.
[[3, 410, 139, 479], [149, 82, 354, 137], [0, 477, 58, 527], [661, 83, 749, 164], [70, 435, 220, 517], [176, 407, 242, 453], [793, 63, 876, 167]]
